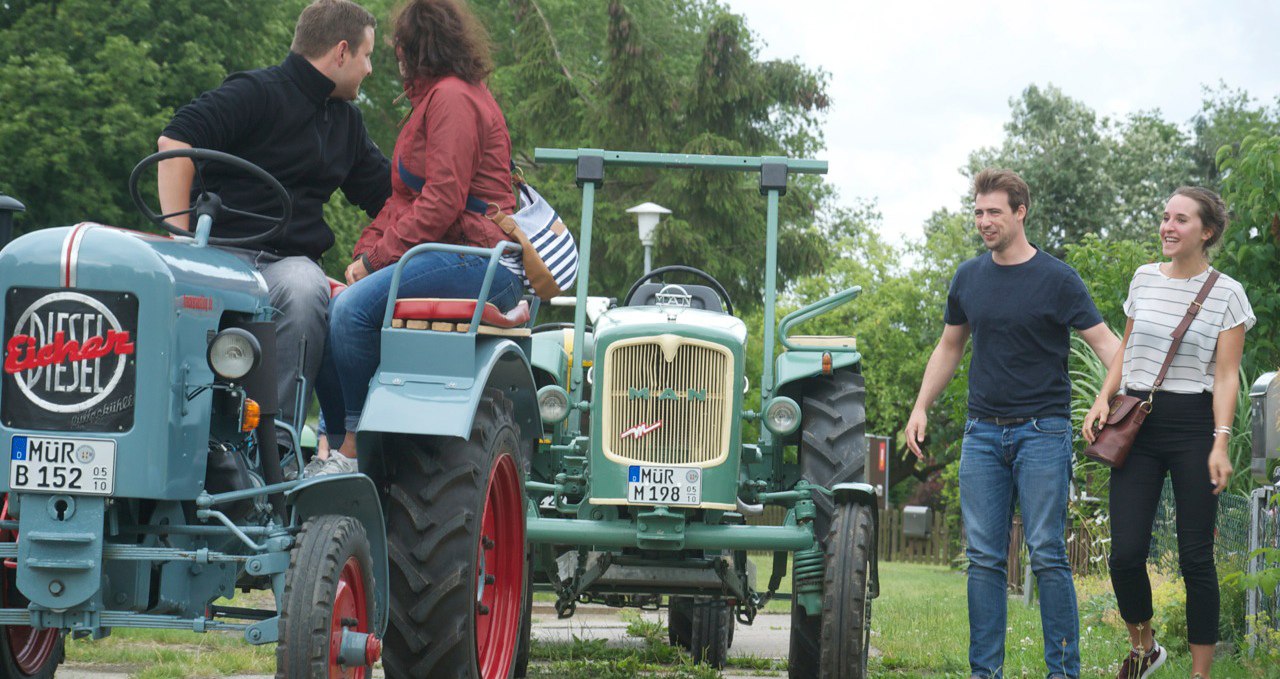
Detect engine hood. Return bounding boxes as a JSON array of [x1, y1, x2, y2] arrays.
[[594, 306, 747, 346]]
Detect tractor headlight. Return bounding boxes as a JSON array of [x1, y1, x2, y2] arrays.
[[763, 396, 801, 435], [537, 385, 571, 424], [207, 328, 260, 380]]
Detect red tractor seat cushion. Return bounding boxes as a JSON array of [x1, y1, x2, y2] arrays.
[[393, 298, 530, 329], [327, 278, 348, 298]]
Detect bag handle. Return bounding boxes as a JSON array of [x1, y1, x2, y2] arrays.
[[1149, 269, 1221, 395]]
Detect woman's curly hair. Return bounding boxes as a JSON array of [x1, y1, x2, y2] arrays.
[[391, 0, 493, 84]]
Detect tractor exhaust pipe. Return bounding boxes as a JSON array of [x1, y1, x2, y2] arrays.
[[242, 321, 286, 517], [0, 194, 25, 249]]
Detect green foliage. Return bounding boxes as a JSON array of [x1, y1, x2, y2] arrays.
[[1063, 233, 1158, 331], [0, 0, 304, 234], [1216, 131, 1280, 374], [968, 84, 1196, 253]]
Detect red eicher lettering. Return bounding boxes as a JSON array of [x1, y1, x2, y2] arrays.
[[3, 330, 135, 374]]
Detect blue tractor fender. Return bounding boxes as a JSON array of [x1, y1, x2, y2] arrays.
[[285, 474, 389, 634], [357, 336, 540, 440]]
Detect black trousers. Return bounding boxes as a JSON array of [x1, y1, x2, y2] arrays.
[[1108, 390, 1220, 645]]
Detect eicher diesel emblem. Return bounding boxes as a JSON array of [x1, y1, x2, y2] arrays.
[[3, 288, 138, 432], [620, 420, 663, 440]]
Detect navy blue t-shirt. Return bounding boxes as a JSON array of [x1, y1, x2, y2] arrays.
[[944, 250, 1103, 418]]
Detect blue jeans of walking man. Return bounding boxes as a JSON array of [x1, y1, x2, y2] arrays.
[[960, 416, 1079, 678]]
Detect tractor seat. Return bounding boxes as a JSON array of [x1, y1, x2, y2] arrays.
[[327, 278, 348, 298], [392, 298, 531, 337]]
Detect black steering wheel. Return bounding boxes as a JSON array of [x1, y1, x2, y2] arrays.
[[621, 265, 734, 316], [129, 148, 292, 247]]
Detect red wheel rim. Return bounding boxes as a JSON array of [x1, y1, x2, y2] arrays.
[[328, 556, 369, 679], [475, 453, 524, 677], [0, 495, 59, 676]]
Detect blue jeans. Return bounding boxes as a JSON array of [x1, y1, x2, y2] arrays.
[[960, 416, 1079, 679], [322, 252, 522, 434]]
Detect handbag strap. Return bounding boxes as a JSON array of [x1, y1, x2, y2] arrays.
[[1151, 269, 1221, 391]]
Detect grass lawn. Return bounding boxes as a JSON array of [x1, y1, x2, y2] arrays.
[[63, 559, 1274, 677]]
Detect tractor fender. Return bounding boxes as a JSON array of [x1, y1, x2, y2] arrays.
[[831, 481, 878, 509], [285, 474, 389, 634], [358, 337, 540, 440], [830, 481, 880, 598], [773, 349, 861, 397]]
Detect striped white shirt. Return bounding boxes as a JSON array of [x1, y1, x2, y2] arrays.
[[1122, 263, 1254, 394]]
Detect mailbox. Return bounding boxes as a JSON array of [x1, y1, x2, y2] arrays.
[[1251, 372, 1279, 483], [902, 505, 931, 539]]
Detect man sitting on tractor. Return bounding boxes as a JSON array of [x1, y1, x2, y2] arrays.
[[156, 0, 391, 435]]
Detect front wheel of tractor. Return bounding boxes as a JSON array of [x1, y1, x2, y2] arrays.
[[276, 514, 378, 679]]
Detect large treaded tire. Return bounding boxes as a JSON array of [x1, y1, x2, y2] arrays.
[[789, 371, 867, 679], [687, 598, 731, 669], [798, 371, 867, 541], [276, 515, 376, 679], [788, 503, 875, 679], [666, 596, 693, 650], [381, 391, 527, 679]]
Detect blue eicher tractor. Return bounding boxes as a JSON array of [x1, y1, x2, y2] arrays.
[[0, 148, 539, 678]]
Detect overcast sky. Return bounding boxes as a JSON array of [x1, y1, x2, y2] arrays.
[[722, 0, 1280, 244]]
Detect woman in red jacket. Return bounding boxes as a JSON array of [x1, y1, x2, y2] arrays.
[[316, 0, 521, 474]]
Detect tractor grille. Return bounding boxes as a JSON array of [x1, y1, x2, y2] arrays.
[[602, 336, 733, 466]]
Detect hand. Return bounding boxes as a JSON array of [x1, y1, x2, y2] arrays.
[[904, 408, 927, 461], [1081, 395, 1111, 444], [1208, 448, 1233, 495], [345, 256, 370, 284]]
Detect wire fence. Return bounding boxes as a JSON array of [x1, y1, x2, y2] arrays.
[[1245, 486, 1280, 652]]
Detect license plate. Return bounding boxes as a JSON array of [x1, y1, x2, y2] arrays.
[[9, 435, 115, 495], [627, 465, 701, 506]]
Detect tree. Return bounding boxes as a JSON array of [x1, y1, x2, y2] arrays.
[[967, 84, 1195, 252], [1216, 131, 1280, 376], [0, 0, 304, 233]]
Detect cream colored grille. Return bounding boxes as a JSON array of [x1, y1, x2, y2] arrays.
[[602, 336, 733, 466]]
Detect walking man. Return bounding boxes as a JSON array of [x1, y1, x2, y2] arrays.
[[905, 168, 1119, 679], [157, 0, 391, 429]]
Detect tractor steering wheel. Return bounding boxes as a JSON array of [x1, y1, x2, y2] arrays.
[[128, 148, 292, 247], [621, 265, 734, 316]]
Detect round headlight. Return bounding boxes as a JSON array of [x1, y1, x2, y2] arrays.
[[207, 328, 260, 380], [763, 396, 801, 435], [537, 385, 570, 424]]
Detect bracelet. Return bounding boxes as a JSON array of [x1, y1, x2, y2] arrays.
[[1213, 425, 1232, 437]]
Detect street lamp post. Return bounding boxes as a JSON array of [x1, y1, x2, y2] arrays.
[[625, 202, 671, 274]]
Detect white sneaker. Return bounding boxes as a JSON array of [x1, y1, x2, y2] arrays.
[[311, 454, 358, 477], [301, 455, 330, 478]]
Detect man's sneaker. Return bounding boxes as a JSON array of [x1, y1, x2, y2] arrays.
[[1116, 639, 1166, 679], [301, 455, 330, 478], [311, 453, 358, 477]]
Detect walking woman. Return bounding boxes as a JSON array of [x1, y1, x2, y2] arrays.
[[1083, 187, 1254, 679], [314, 0, 522, 474]]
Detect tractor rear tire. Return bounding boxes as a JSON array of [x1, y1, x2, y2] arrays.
[[513, 552, 534, 678], [276, 515, 376, 679], [666, 596, 692, 650], [798, 370, 867, 542], [381, 391, 527, 679], [788, 502, 874, 679], [0, 496, 64, 679], [687, 598, 731, 669]]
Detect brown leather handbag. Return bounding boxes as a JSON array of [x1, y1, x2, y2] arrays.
[[1083, 270, 1220, 468]]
